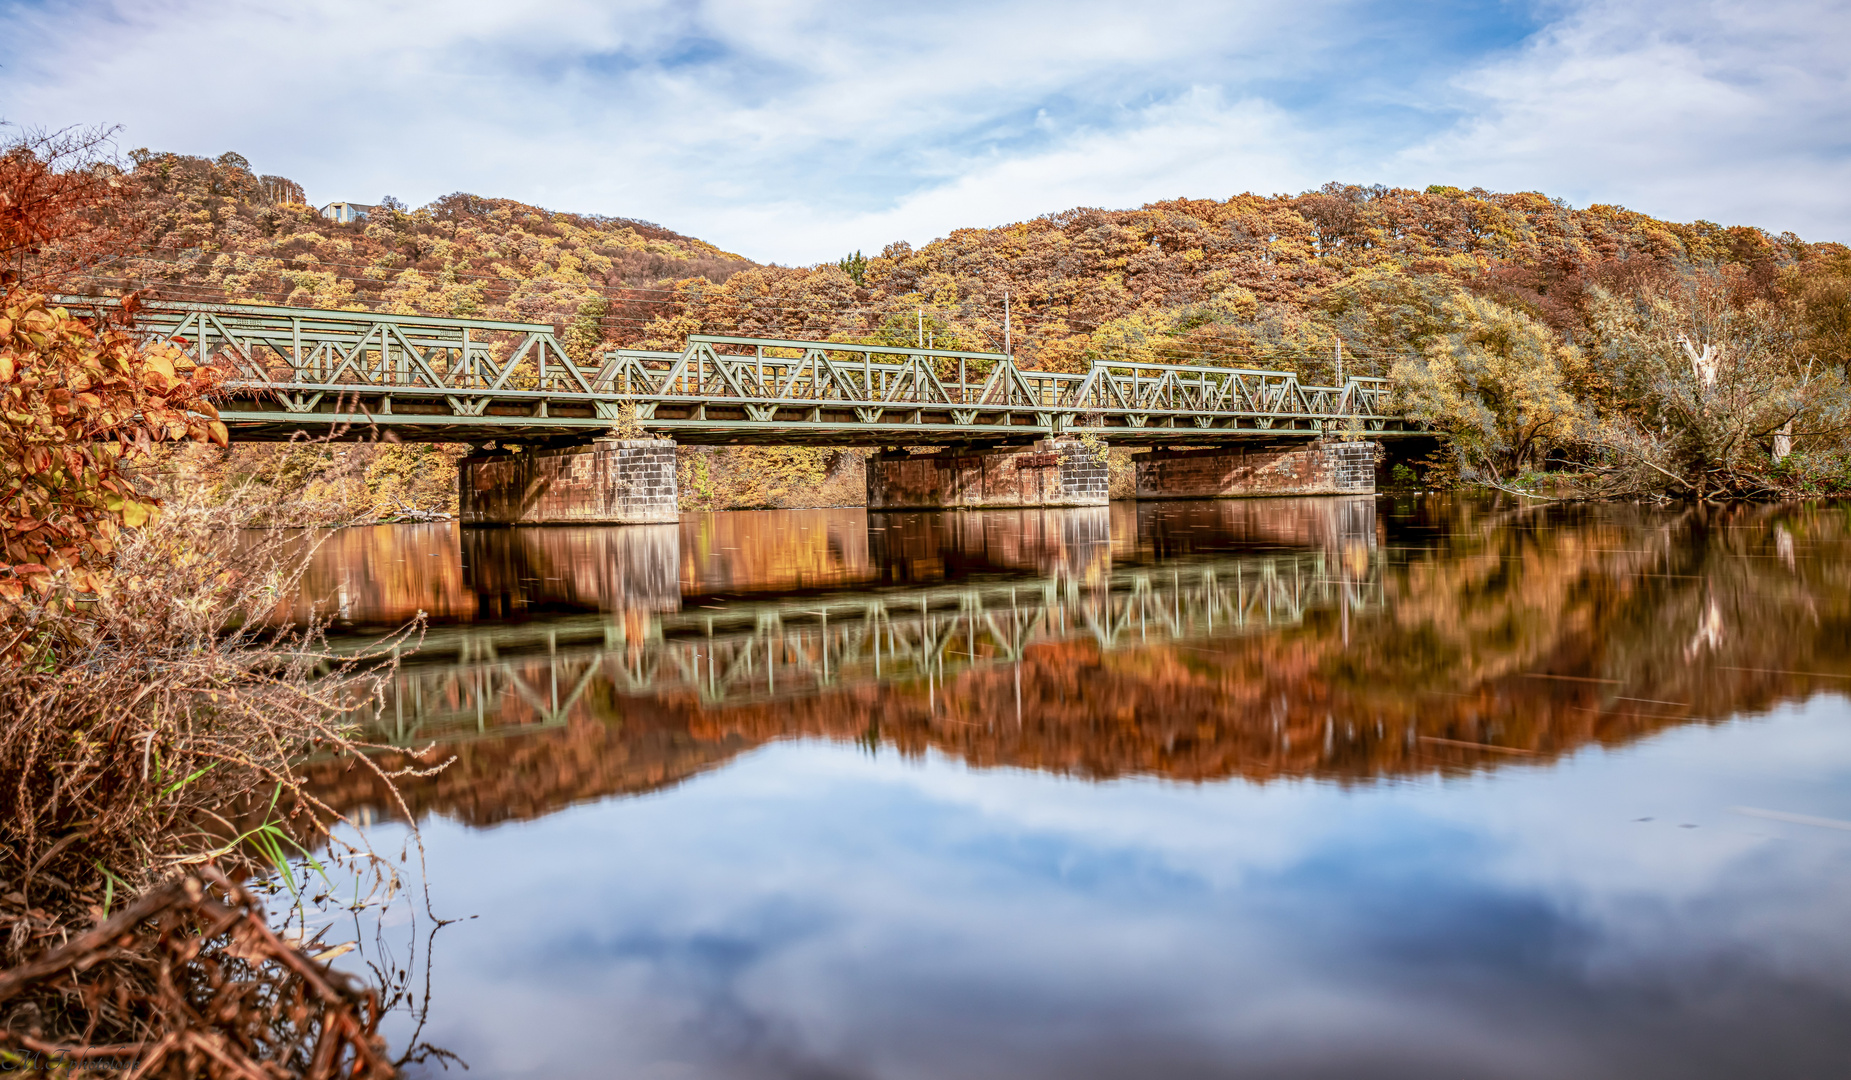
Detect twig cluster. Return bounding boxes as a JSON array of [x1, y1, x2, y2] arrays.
[[0, 866, 391, 1078]]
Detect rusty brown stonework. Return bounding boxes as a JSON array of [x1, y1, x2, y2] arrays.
[[459, 438, 680, 524], [866, 439, 1110, 509], [1134, 440, 1379, 499]]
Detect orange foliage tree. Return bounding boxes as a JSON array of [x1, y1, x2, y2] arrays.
[[1, 130, 228, 609], [0, 127, 138, 292]]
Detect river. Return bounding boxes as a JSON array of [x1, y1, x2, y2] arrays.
[[283, 495, 1851, 1079]]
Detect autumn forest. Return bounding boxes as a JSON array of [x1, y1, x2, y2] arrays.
[[77, 146, 1851, 515]]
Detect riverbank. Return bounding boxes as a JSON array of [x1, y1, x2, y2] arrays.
[[0, 490, 421, 1073]]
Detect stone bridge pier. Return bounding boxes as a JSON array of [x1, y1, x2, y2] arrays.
[[459, 438, 679, 525], [455, 436, 1383, 524], [1134, 439, 1378, 498], [865, 439, 1109, 510]]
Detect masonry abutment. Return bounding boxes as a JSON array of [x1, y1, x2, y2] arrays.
[[865, 439, 1109, 510], [458, 438, 679, 525], [1134, 439, 1379, 499]]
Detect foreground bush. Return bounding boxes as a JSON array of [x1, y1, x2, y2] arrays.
[[0, 292, 226, 606], [0, 489, 420, 1071], [2, 131, 432, 1073]]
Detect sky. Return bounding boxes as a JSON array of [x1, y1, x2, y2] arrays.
[[2, 0, 1847, 264]]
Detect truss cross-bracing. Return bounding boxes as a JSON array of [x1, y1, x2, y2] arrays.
[[76, 299, 1420, 445]]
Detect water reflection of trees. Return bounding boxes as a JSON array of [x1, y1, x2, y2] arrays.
[[303, 498, 1851, 826]]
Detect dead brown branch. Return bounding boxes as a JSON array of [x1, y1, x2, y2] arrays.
[[0, 867, 392, 1078]]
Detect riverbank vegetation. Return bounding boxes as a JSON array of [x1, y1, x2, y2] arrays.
[[2, 128, 425, 1075]]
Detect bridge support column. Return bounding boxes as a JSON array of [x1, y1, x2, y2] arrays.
[[459, 438, 678, 525], [866, 439, 1108, 510], [1135, 439, 1378, 499]]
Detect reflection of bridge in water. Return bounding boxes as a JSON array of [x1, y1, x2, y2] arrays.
[[321, 498, 1381, 747], [364, 551, 1382, 747], [303, 499, 1851, 826]]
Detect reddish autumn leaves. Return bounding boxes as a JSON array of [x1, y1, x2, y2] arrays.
[[0, 292, 226, 605], [1, 128, 229, 609], [1, 127, 137, 293]]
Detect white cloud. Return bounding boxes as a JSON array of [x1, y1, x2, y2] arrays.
[[2, 0, 1847, 260], [1394, 0, 1851, 239], [698, 89, 1322, 262]]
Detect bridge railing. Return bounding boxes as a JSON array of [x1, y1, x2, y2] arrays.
[[605, 335, 1013, 406]]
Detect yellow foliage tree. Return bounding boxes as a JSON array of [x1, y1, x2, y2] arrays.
[[1391, 293, 1583, 478]]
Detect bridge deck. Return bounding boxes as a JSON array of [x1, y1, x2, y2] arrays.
[[86, 298, 1420, 445]]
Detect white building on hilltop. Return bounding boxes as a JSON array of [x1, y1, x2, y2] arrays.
[[318, 202, 373, 224]]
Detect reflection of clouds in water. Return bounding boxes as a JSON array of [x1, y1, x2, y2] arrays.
[[390, 696, 1851, 1080]]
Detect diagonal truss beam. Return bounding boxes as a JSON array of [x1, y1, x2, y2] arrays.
[[63, 297, 1418, 444]]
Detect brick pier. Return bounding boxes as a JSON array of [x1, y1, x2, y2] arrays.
[[458, 438, 679, 525], [865, 440, 1109, 510], [1135, 440, 1378, 499]]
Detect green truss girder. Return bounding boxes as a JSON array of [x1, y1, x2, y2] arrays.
[[73, 298, 1420, 444]]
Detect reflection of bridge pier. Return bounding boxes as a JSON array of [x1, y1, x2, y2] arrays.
[[1115, 496, 1379, 560], [462, 522, 680, 617], [870, 507, 1111, 585]]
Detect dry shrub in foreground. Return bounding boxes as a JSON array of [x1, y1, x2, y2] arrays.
[[0, 487, 434, 1071], [0, 867, 390, 1078]]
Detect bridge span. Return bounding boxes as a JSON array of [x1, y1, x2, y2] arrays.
[[99, 299, 1418, 446], [77, 297, 1424, 515]]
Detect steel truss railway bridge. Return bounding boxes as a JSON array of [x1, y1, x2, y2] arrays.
[[85, 299, 1420, 446], [351, 551, 1382, 748]]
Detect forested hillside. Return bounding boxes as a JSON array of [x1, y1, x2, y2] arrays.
[[84, 149, 766, 518], [87, 150, 1851, 511], [636, 185, 1835, 377]]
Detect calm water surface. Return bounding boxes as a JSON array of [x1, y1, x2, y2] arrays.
[[289, 496, 1851, 1079]]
